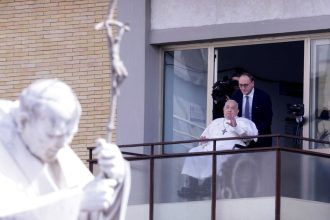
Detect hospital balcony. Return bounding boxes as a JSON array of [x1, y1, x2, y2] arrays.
[[88, 134, 330, 220]]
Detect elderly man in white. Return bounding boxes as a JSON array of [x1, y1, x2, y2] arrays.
[[0, 79, 130, 220], [179, 100, 257, 199]]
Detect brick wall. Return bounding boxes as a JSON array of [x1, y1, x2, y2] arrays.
[[0, 0, 115, 164]]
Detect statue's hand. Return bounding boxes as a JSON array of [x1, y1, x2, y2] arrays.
[[93, 138, 126, 184], [81, 177, 117, 211]]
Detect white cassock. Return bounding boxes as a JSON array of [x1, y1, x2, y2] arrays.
[[316, 120, 330, 147], [181, 117, 258, 179], [0, 101, 130, 220]]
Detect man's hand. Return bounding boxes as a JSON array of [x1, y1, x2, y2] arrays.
[[226, 117, 237, 127], [199, 135, 208, 147], [93, 138, 126, 184]]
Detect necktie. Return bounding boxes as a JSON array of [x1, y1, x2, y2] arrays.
[[245, 96, 250, 120]]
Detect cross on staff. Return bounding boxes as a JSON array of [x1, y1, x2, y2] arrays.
[[95, 0, 130, 143]]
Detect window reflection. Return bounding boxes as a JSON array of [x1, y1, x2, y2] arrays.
[[163, 49, 208, 153], [311, 40, 330, 148]]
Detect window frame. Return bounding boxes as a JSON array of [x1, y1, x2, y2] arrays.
[[161, 32, 330, 152]]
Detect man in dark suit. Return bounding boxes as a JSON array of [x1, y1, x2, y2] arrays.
[[232, 72, 273, 147]]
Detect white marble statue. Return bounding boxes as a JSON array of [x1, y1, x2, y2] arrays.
[[0, 79, 130, 220]]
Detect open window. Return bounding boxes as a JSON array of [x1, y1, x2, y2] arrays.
[[215, 41, 304, 147]]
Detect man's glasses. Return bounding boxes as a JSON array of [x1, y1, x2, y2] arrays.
[[239, 83, 251, 88]]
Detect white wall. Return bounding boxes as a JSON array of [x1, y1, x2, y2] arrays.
[[151, 0, 330, 30], [281, 197, 330, 220], [126, 197, 330, 220], [127, 197, 275, 220]]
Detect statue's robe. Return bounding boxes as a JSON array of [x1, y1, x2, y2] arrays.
[[0, 101, 130, 220]]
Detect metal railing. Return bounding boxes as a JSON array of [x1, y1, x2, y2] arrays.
[[87, 134, 330, 220]]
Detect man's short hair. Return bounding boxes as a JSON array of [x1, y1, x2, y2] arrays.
[[225, 99, 239, 109], [239, 72, 254, 82]]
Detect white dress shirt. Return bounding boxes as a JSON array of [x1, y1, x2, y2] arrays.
[[242, 88, 254, 119]]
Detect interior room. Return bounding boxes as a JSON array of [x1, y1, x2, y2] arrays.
[[216, 41, 304, 146]]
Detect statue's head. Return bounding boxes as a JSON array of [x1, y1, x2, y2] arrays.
[[15, 79, 81, 163]]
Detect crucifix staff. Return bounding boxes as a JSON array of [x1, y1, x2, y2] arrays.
[[95, 0, 130, 143], [94, 1, 131, 220]]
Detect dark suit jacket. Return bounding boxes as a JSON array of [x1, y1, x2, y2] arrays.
[[232, 88, 273, 147]]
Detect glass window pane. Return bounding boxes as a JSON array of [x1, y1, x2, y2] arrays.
[[281, 151, 330, 219], [310, 40, 330, 149], [126, 159, 150, 220], [163, 49, 208, 153], [216, 151, 276, 220], [154, 157, 211, 220]]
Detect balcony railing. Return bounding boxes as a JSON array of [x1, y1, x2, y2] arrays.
[[87, 134, 330, 220]]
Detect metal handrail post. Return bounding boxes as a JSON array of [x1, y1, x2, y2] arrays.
[[275, 147, 281, 220], [211, 140, 217, 220], [149, 145, 154, 220]]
